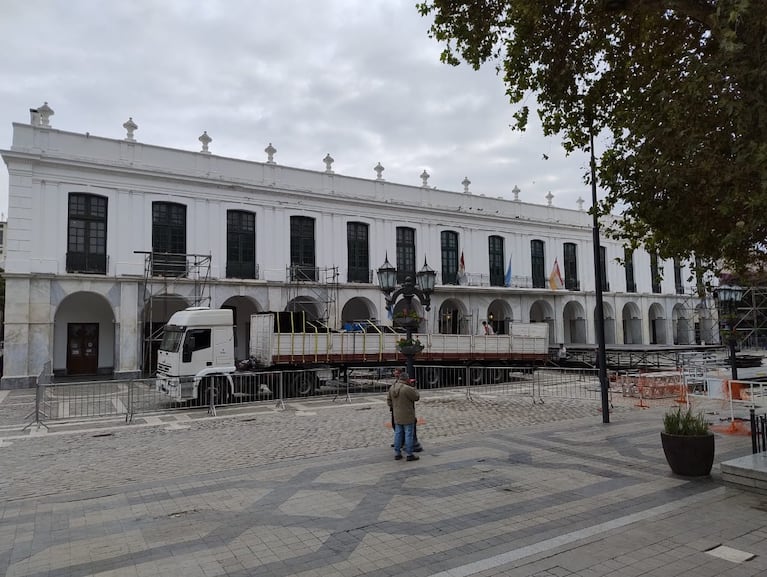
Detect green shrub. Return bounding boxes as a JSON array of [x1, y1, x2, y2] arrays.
[[663, 406, 710, 435]]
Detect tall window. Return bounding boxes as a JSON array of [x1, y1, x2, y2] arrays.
[[599, 246, 609, 291], [531, 239, 545, 288], [441, 230, 459, 285], [396, 227, 415, 284], [347, 222, 369, 283], [152, 202, 186, 277], [226, 210, 255, 279], [488, 235, 504, 287], [650, 253, 662, 293], [563, 242, 579, 290], [673, 258, 684, 294], [290, 216, 316, 281], [624, 248, 636, 292], [67, 193, 107, 274]]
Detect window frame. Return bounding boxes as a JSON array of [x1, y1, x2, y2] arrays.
[[441, 230, 459, 285], [66, 193, 108, 274]]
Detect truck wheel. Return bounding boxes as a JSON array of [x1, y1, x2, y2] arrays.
[[198, 376, 230, 406], [488, 368, 505, 384], [469, 365, 484, 386], [290, 372, 317, 397], [418, 367, 441, 389]]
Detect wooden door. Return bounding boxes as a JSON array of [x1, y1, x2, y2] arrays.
[[67, 323, 99, 375]]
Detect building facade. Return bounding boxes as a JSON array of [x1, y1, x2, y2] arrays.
[[0, 105, 716, 388]]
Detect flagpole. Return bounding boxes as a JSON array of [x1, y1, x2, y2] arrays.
[[591, 122, 610, 424]]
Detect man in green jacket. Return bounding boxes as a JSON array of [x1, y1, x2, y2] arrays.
[[387, 377, 420, 461]]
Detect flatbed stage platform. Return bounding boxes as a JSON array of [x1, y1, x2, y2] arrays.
[[555, 343, 729, 371]]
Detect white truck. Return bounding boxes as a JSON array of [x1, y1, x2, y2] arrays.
[[155, 307, 550, 403]]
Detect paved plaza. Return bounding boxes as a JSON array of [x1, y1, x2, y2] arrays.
[[1, 386, 766, 577]]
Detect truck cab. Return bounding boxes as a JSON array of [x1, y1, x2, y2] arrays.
[[156, 307, 236, 401]]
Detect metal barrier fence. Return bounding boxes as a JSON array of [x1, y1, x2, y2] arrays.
[[750, 408, 767, 454], [23, 365, 611, 429]]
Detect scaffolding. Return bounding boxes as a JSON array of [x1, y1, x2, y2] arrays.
[[285, 265, 340, 329], [732, 287, 767, 349], [673, 288, 717, 346], [135, 251, 212, 374]]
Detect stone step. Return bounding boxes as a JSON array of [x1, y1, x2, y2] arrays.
[[721, 453, 767, 494]]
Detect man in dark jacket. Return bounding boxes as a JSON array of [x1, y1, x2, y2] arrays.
[[391, 369, 423, 452], [387, 377, 420, 461]]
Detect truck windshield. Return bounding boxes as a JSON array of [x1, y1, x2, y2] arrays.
[[159, 327, 184, 352]]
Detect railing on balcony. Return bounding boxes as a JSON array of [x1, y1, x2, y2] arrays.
[[66, 252, 108, 275], [225, 262, 260, 280], [151, 252, 188, 278], [289, 265, 319, 282], [347, 267, 372, 284]]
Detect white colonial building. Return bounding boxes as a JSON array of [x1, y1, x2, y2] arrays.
[[0, 103, 715, 388]]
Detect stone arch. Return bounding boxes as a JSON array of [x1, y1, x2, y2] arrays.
[[487, 298, 512, 334], [621, 302, 642, 344], [529, 299, 556, 345], [598, 301, 617, 345], [648, 302, 667, 344], [563, 300, 587, 344], [341, 297, 377, 324], [672, 303, 692, 345], [438, 298, 469, 334], [221, 295, 263, 361], [286, 296, 321, 321], [695, 301, 717, 345], [54, 291, 115, 377]]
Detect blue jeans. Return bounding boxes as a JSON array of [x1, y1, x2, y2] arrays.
[[394, 423, 415, 455]]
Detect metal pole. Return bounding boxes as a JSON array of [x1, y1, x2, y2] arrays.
[[729, 335, 738, 381], [402, 294, 416, 379], [591, 126, 610, 423]]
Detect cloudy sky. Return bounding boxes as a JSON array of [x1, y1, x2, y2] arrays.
[[0, 0, 594, 218]]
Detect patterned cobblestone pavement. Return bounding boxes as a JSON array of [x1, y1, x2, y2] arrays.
[[1, 386, 765, 577]]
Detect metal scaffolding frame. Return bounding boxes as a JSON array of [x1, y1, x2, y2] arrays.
[[135, 251, 212, 374]]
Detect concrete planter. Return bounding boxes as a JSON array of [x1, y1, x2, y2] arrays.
[[660, 432, 715, 477]]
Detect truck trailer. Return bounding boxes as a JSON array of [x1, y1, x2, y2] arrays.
[[155, 307, 550, 403]]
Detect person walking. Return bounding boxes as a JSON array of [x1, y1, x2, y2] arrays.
[[387, 375, 420, 461]]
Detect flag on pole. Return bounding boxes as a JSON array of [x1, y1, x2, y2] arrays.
[[457, 251, 466, 284], [504, 255, 512, 287], [549, 258, 564, 290]]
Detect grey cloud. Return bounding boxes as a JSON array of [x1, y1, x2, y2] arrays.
[[0, 0, 590, 213]]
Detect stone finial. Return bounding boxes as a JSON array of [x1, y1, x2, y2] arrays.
[[37, 102, 54, 126], [462, 177, 471, 194], [420, 170, 430, 188], [123, 117, 138, 141], [576, 196, 585, 211], [512, 185, 520, 201], [374, 162, 385, 181], [265, 143, 276, 164], [546, 191, 554, 206], [323, 153, 334, 173], [198, 131, 212, 153]]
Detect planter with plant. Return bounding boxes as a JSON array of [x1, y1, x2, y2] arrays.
[[393, 309, 422, 328], [660, 406, 715, 477], [397, 336, 424, 355]]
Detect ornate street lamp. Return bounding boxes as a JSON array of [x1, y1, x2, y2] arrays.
[[377, 256, 436, 380], [714, 284, 744, 380]]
